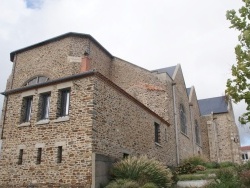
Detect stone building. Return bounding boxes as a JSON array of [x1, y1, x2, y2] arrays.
[[0, 32, 241, 187]]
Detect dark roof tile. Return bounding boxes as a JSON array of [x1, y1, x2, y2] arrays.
[[198, 96, 228, 116], [152, 66, 176, 78]]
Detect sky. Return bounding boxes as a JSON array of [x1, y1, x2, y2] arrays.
[[0, 0, 249, 145]]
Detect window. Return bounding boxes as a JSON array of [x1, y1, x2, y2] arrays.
[[242, 153, 249, 160], [195, 120, 200, 145], [25, 76, 49, 86], [40, 93, 50, 120], [21, 97, 33, 123], [154, 122, 160, 143], [18, 149, 24, 165], [180, 104, 187, 134], [36, 148, 42, 164], [59, 89, 70, 117], [123, 153, 129, 159], [57, 146, 63, 163]]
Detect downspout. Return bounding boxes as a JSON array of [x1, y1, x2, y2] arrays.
[[172, 83, 180, 165]]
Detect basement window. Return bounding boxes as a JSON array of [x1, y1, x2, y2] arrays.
[[57, 146, 63, 163], [36, 148, 42, 164], [17, 149, 24, 165]]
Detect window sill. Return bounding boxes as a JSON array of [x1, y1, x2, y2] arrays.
[[52, 116, 69, 123], [196, 143, 202, 147], [155, 142, 162, 147], [181, 132, 189, 139], [18, 122, 31, 127], [35, 119, 50, 125]]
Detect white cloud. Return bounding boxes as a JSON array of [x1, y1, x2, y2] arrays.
[[0, 0, 249, 145]]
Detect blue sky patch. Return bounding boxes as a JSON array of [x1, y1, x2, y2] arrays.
[[25, 0, 43, 9]]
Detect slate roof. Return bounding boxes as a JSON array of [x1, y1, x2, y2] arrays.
[[152, 66, 177, 78], [186, 88, 191, 97], [198, 96, 228, 116]]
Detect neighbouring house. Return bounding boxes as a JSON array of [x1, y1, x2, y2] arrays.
[[240, 146, 250, 163], [0, 32, 241, 187]]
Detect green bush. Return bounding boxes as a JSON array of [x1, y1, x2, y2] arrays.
[[206, 168, 241, 188], [183, 155, 207, 166], [239, 170, 250, 187], [109, 156, 173, 187], [204, 161, 220, 169], [219, 161, 235, 168]]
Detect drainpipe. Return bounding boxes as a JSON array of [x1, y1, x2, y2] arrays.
[[172, 82, 180, 165]]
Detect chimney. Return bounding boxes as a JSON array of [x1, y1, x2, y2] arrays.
[[80, 51, 91, 72]]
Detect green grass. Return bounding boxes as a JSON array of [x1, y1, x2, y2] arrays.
[[195, 168, 220, 174], [178, 173, 215, 181]]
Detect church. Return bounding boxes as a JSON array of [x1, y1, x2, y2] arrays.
[[0, 32, 241, 187]]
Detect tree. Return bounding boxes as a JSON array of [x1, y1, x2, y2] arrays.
[[226, 0, 250, 124]]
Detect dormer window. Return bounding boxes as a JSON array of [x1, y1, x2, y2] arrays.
[[25, 76, 49, 86]]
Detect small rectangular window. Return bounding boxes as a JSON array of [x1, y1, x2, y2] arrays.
[[18, 149, 24, 165], [60, 89, 70, 117], [123, 153, 129, 159], [57, 146, 63, 163], [36, 148, 42, 164], [40, 93, 50, 120], [22, 97, 33, 122], [154, 122, 160, 143]]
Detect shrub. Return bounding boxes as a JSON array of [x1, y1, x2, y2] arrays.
[[183, 155, 207, 166], [239, 170, 250, 187], [220, 161, 235, 168], [206, 168, 241, 188], [105, 179, 139, 188], [204, 161, 220, 169], [110, 156, 173, 187], [195, 165, 206, 171], [176, 163, 196, 174]]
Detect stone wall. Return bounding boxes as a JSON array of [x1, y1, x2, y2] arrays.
[[172, 66, 195, 162], [10, 35, 112, 90], [201, 111, 241, 163], [189, 87, 202, 155], [110, 58, 171, 121], [200, 115, 211, 160], [0, 77, 95, 187], [92, 76, 176, 166]]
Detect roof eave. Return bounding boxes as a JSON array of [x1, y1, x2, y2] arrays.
[[10, 32, 113, 62]]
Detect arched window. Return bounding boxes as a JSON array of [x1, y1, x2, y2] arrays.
[[180, 104, 187, 134], [195, 120, 200, 145], [24, 76, 49, 86]]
